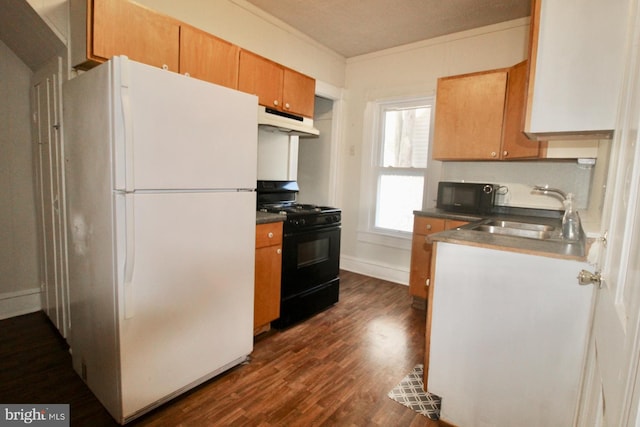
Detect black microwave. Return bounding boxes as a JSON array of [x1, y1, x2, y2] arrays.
[[436, 182, 498, 214]]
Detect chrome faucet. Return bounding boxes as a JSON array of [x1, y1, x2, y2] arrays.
[[532, 185, 568, 201]]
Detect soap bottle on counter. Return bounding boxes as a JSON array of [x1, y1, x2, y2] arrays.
[[562, 193, 581, 241]]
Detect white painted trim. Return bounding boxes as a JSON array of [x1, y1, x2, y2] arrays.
[[0, 288, 42, 320], [356, 230, 411, 251], [314, 79, 346, 208], [315, 80, 343, 101], [340, 254, 409, 286]]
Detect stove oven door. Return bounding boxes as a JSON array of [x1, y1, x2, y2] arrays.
[[281, 226, 341, 298]]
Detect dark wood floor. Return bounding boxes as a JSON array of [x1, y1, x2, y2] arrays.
[[0, 271, 447, 426]]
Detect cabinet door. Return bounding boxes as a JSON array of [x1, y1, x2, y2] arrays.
[[502, 60, 540, 159], [408, 217, 446, 299], [254, 245, 282, 329], [92, 0, 180, 71], [255, 222, 283, 248], [254, 223, 283, 330], [238, 50, 283, 109], [282, 68, 316, 118], [179, 25, 239, 89], [524, 0, 626, 138], [433, 70, 507, 160]]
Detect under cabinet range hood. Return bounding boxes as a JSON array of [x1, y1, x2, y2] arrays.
[[258, 106, 319, 137]]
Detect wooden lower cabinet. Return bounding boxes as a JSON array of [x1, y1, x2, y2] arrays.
[[409, 215, 468, 304], [409, 216, 446, 303], [254, 222, 283, 334]]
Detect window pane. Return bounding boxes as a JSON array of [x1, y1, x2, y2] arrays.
[[382, 107, 430, 168], [375, 174, 424, 232]]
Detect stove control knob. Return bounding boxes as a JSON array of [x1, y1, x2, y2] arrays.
[[300, 219, 306, 226]]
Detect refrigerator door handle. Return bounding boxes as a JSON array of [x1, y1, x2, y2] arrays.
[[120, 57, 135, 192], [123, 193, 136, 319]]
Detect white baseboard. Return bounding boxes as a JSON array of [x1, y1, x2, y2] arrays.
[[340, 255, 409, 286], [0, 288, 42, 320]]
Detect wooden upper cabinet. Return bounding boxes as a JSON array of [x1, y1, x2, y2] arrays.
[[502, 60, 540, 159], [282, 68, 315, 118], [179, 25, 240, 89], [432, 62, 539, 161], [71, 0, 316, 115], [238, 50, 316, 118], [238, 50, 284, 109], [90, 0, 180, 71], [433, 69, 508, 160]]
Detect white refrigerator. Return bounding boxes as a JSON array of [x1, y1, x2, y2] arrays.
[[63, 56, 257, 424]]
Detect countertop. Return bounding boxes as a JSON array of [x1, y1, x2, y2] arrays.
[[256, 211, 286, 224], [415, 208, 591, 261]]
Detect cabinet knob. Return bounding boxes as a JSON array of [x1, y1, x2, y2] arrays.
[[285, 103, 290, 110], [426, 224, 432, 231], [268, 232, 274, 238], [276, 248, 282, 255], [162, 64, 169, 70], [491, 151, 497, 157], [273, 100, 279, 107], [426, 278, 430, 287], [184, 72, 190, 77], [503, 150, 509, 157]]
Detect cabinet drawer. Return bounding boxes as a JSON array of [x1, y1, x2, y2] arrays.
[[413, 216, 446, 236], [256, 222, 283, 248]]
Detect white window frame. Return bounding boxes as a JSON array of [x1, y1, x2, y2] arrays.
[[358, 96, 435, 249]]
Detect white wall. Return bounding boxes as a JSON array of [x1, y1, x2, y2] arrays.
[[339, 19, 531, 284], [26, 0, 69, 44], [257, 129, 298, 181], [442, 160, 594, 210], [298, 97, 334, 205], [0, 40, 41, 318]]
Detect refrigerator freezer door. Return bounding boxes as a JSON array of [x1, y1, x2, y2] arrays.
[[113, 57, 258, 192], [115, 190, 255, 419]]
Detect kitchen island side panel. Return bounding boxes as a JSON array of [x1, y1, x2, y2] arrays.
[[428, 242, 593, 427]]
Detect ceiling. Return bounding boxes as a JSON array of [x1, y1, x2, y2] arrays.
[[246, 0, 531, 58]]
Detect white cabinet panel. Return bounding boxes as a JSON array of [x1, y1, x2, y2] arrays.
[[525, 0, 628, 138], [429, 242, 593, 426]]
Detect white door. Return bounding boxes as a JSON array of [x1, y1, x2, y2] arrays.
[[32, 56, 69, 336], [577, 4, 640, 425]]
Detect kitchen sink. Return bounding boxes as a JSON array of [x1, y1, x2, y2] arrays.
[[465, 219, 563, 241]]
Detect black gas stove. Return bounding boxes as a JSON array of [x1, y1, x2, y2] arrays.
[[257, 182, 341, 232], [256, 180, 341, 328], [259, 203, 341, 231]]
